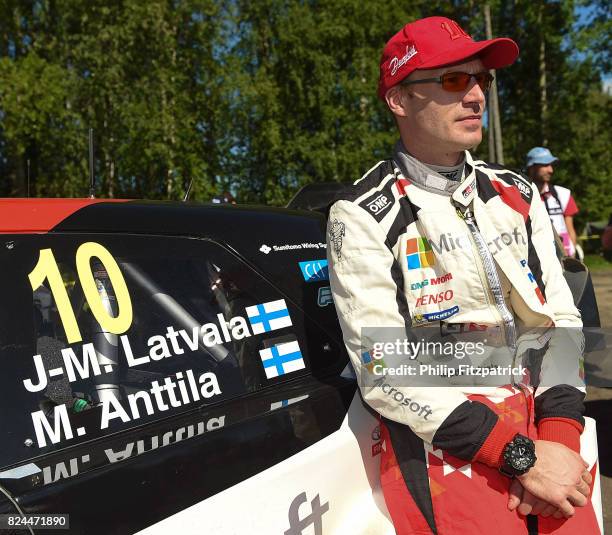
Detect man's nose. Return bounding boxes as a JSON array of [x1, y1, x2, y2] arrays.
[[464, 78, 486, 106]]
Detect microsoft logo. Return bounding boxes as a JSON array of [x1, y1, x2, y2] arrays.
[[406, 237, 435, 270]]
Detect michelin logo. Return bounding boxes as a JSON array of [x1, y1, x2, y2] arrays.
[[414, 306, 460, 324], [424, 306, 459, 321]]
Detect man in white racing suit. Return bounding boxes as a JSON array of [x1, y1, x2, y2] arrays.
[[327, 16, 598, 535]]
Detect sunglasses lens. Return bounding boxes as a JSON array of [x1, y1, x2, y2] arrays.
[[441, 72, 492, 92], [441, 73, 471, 91], [474, 73, 493, 91]]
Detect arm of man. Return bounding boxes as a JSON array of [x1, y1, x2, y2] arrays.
[[564, 215, 577, 247], [327, 199, 517, 469], [509, 184, 590, 517], [527, 187, 585, 450], [564, 191, 579, 247]]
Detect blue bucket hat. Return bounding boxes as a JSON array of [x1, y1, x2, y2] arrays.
[[526, 147, 559, 167]]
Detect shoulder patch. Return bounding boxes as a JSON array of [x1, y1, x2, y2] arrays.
[[488, 177, 531, 221], [495, 172, 534, 204], [358, 188, 394, 222], [474, 163, 534, 204], [331, 159, 396, 217]]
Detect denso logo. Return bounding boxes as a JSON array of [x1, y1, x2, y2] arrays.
[[367, 193, 391, 215], [410, 272, 453, 291], [415, 289, 454, 307]]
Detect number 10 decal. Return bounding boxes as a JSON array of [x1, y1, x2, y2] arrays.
[[29, 242, 133, 344]]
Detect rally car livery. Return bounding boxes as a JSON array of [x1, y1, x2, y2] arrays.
[[0, 199, 398, 534], [0, 198, 602, 534]]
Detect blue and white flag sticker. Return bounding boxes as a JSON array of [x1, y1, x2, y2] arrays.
[[259, 340, 305, 379], [245, 299, 292, 335]]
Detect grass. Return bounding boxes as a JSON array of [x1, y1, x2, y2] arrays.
[[583, 254, 612, 272]]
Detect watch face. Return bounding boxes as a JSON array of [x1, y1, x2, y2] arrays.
[[509, 448, 533, 470], [506, 436, 536, 472]]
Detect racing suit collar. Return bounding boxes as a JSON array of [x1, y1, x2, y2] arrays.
[[393, 141, 475, 198]]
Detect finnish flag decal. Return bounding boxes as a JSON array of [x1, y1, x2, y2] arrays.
[[246, 299, 292, 334], [259, 340, 305, 379]]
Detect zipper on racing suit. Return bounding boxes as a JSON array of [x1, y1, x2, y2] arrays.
[[455, 205, 517, 354], [456, 206, 539, 440]]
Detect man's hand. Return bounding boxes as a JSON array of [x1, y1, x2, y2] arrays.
[[511, 440, 591, 518], [509, 480, 564, 518]]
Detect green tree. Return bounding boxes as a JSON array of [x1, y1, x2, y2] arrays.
[[0, 0, 608, 221], [228, 0, 422, 205]]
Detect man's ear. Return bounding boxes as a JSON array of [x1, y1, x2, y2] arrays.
[[385, 86, 410, 117]]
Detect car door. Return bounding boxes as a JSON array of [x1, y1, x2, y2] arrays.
[[0, 231, 392, 534]]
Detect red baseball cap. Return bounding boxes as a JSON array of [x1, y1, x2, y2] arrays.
[[378, 16, 519, 100]]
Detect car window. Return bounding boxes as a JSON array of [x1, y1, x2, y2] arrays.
[[0, 233, 343, 468]]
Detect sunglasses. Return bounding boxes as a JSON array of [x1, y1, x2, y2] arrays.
[[400, 71, 494, 92]]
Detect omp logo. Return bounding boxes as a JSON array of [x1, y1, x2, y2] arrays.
[[513, 178, 531, 196], [299, 259, 329, 282], [410, 272, 453, 290], [366, 193, 391, 215], [285, 492, 330, 535], [406, 237, 435, 270], [415, 289, 454, 307]]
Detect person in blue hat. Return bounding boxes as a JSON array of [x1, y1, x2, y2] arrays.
[[526, 147, 579, 258]]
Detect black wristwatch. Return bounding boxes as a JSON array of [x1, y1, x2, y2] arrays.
[[499, 433, 537, 477]]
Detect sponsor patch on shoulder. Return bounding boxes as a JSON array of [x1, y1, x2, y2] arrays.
[[366, 193, 392, 215], [513, 178, 531, 197]]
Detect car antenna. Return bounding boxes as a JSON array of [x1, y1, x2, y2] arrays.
[[26, 158, 30, 197], [183, 177, 194, 202], [88, 128, 96, 198]]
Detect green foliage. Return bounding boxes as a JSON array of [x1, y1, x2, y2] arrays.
[[481, 0, 612, 224], [0, 0, 609, 217]]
